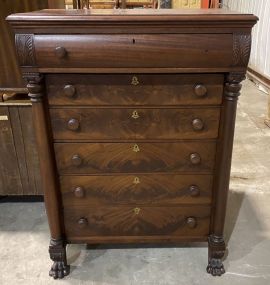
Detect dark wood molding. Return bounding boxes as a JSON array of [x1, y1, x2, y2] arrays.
[[24, 73, 43, 102], [226, 72, 246, 86], [6, 10, 258, 35], [232, 33, 252, 67], [15, 34, 36, 66]]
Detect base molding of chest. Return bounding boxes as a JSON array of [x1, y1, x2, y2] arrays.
[[66, 235, 209, 244]]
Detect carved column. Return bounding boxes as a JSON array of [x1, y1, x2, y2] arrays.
[[207, 72, 246, 276], [25, 73, 70, 279]]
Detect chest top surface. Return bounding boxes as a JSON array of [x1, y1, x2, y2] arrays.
[[7, 9, 258, 32]]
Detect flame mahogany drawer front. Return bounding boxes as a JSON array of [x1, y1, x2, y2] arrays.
[[54, 142, 216, 174], [46, 74, 224, 106], [60, 174, 213, 206], [50, 107, 221, 140], [35, 34, 233, 68], [10, 8, 257, 278], [64, 206, 211, 240]]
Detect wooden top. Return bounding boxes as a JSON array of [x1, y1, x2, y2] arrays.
[[7, 8, 258, 22]]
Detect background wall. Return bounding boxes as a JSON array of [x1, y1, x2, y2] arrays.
[[223, 0, 270, 79]]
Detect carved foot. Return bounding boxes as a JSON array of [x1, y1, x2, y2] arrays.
[[207, 235, 226, 276], [207, 258, 225, 276], [49, 238, 70, 279], [49, 261, 70, 279]]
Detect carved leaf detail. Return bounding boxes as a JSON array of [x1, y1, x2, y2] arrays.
[[15, 34, 36, 66], [233, 34, 251, 67]]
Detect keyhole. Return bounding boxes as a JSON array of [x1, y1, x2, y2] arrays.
[[132, 39, 135, 44]]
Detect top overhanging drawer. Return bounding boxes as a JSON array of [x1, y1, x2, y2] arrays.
[[34, 34, 233, 69]]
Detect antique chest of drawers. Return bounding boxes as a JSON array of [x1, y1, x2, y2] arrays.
[[8, 9, 257, 279]]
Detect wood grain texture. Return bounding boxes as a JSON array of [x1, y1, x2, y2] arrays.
[[50, 107, 220, 140], [15, 34, 36, 67], [46, 74, 224, 106], [34, 34, 232, 68], [9, 8, 258, 278], [9, 106, 42, 195], [54, 142, 216, 174], [0, 106, 23, 194], [64, 205, 211, 237], [60, 174, 213, 206], [232, 33, 252, 67], [0, 105, 41, 195]]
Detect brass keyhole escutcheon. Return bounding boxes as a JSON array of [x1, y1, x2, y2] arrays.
[[133, 177, 140, 184], [131, 110, 139, 119], [133, 207, 141, 215], [131, 76, 139, 86], [133, 144, 140, 153]]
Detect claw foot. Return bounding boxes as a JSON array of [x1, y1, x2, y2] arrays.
[[206, 258, 225, 276], [49, 261, 70, 279]]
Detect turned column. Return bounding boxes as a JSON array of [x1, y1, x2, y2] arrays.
[[25, 73, 70, 279], [207, 72, 246, 276]]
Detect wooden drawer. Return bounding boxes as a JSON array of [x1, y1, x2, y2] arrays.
[[46, 74, 224, 106], [54, 142, 216, 174], [50, 107, 220, 140], [64, 206, 211, 238], [60, 174, 213, 206], [35, 34, 232, 68]]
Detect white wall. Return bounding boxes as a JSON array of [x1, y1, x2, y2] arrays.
[[223, 0, 270, 78]]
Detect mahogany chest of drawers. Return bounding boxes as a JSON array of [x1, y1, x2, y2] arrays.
[[8, 9, 257, 279]]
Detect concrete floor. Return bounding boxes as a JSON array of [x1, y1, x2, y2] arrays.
[[0, 79, 270, 285]]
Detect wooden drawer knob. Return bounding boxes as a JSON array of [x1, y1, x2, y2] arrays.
[[67, 118, 80, 131], [78, 217, 88, 226], [63, 85, 76, 98], [190, 153, 201, 165], [194, 84, 207, 97], [192, 118, 204, 131], [74, 186, 84, 198], [71, 154, 82, 166], [189, 185, 200, 197], [186, 217, 197, 228], [55, 46, 67, 59]]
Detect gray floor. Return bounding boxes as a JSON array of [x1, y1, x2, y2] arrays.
[[0, 80, 270, 285]]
